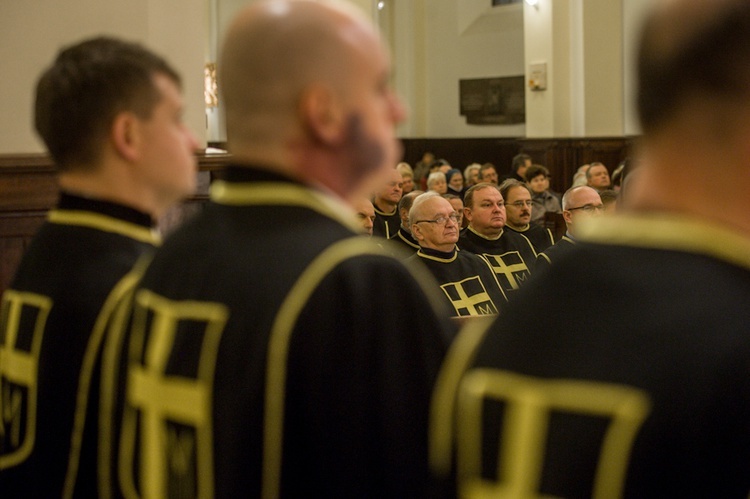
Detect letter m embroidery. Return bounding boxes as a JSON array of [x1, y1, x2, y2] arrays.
[[441, 277, 498, 317], [0, 290, 51, 468], [119, 289, 228, 498]]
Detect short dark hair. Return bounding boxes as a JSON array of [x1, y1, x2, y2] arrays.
[[35, 36, 181, 170], [463, 182, 500, 209], [524, 164, 549, 182], [511, 153, 531, 173], [499, 178, 531, 200], [637, 0, 750, 134]]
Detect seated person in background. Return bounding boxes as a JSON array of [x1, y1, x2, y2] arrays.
[[354, 198, 376, 236], [571, 163, 590, 187], [500, 179, 555, 254], [422, 158, 451, 190], [536, 185, 603, 268], [396, 162, 415, 194], [479, 162, 499, 185], [445, 168, 465, 197], [443, 193, 465, 228], [464, 163, 481, 188], [372, 167, 403, 238], [391, 190, 423, 254], [409, 192, 506, 317], [525, 164, 562, 225], [412, 151, 434, 190], [426, 171, 448, 195], [458, 183, 537, 294], [502, 153, 531, 182], [586, 161, 612, 192]]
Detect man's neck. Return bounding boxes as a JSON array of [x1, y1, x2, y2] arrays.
[[374, 199, 396, 213], [468, 225, 503, 240], [506, 222, 529, 231]]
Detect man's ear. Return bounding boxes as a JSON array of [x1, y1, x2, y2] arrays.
[[562, 210, 573, 225], [299, 85, 345, 144], [463, 207, 472, 223], [411, 222, 425, 242], [111, 111, 141, 163]]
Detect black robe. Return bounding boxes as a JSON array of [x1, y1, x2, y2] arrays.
[[433, 214, 750, 498], [458, 226, 537, 294], [101, 166, 455, 498], [372, 202, 400, 239], [0, 193, 159, 497], [410, 247, 507, 317], [506, 223, 555, 255]]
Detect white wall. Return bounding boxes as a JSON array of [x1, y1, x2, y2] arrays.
[[0, 0, 655, 154], [402, 0, 526, 138], [0, 0, 206, 155]]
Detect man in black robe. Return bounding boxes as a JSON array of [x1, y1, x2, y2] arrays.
[[458, 183, 537, 294], [101, 2, 455, 498], [0, 37, 199, 497], [409, 192, 506, 318]]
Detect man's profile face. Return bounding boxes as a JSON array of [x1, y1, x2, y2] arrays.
[[587, 165, 611, 190], [413, 197, 459, 252], [354, 198, 376, 236], [465, 186, 505, 234], [504, 186, 532, 228], [339, 27, 406, 186], [137, 73, 199, 208]]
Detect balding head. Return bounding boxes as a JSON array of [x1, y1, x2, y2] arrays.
[[220, 0, 405, 199]]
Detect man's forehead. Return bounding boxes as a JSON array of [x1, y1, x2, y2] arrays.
[[425, 197, 452, 213], [573, 191, 601, 205], [506, 186, 530, 200], [475, 188, 502, 201]]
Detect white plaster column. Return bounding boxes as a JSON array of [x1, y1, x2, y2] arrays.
[[524, 0, 625, 138]]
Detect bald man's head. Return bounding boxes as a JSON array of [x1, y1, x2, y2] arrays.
[[219, 0, 405, 199], [219, 0, 376, 145]]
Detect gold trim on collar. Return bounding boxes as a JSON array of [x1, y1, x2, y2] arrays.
[[468, 226, 503, 241], [48, 210, 160, 245], [417, 249, 458, 263], [210, 181, 360, 233], [399, 233, 421, 249], [578, 213, 750, 271]]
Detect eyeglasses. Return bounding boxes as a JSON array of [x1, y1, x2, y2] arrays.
[[415, 213, 460, 226], [504, 200, 533, 208], [566, 204, 604, 213]]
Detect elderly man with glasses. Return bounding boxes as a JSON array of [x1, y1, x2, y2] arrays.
[[500, 179, 555, 254], [409, 192, 507, 317]]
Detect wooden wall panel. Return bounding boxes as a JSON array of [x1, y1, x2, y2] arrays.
[[0, 152, 229, 296]]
